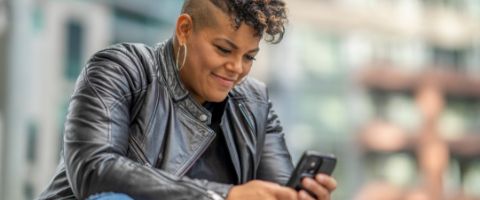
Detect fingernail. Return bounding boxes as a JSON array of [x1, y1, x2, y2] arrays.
[[299, 190, 308, 199], [304, 177, 313, 185], [316, 174, 325, 182]]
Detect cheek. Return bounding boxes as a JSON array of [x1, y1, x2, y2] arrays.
[[242, 64, 252, 76], [192, 45, 220, 70]]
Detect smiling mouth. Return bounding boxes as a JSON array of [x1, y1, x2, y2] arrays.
[[212, 73, 236, 87]]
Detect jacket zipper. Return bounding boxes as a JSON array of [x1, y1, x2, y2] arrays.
[[130, 136, 152, 167], [238, 103, 255, 133], [177, 129, 215, 177]]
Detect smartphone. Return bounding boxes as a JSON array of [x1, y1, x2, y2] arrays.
[[286, 150, 337, 191]]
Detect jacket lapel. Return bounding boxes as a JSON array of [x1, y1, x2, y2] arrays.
[[220, 104, 242, 183]]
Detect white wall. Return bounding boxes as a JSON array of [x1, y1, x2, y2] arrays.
[[3, 0, 112, 199], [33, 0, 112, 196], [4, 0, 36, 198], [0, 111, 4, 199], [0, 0, 6, 196]]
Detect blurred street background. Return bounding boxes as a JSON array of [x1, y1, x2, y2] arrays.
[[1, 0, 480, 199]]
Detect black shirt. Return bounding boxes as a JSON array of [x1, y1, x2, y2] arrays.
[[185, 101, 237, 184]]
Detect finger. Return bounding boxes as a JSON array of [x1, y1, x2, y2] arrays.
[[298, 190, 315, 200], [273, 185, 298, 200], [301, 178, 330, 200], [315, 174, 337, 192]]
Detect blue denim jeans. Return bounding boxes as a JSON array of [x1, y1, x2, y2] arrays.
[[87, 193, 134, 200]]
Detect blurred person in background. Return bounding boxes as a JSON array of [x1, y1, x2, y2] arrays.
[[37, 0, 337, 200]]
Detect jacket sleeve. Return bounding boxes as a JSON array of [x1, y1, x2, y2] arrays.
[[63, 44, 230, 200], [256, 96, 294, 185]]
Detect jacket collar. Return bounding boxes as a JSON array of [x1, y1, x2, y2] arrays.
[[155, 38, 216, 125]]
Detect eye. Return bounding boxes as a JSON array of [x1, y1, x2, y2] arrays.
[[244, 55, 256, 61], [215, 45, 231, 54]]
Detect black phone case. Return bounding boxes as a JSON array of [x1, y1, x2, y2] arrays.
[[286, 150, 337, 191]]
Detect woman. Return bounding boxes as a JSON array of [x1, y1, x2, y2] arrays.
[[38, 0, 337, 199]]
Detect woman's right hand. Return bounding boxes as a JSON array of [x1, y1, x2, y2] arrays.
[[226, 180, 299, 200]]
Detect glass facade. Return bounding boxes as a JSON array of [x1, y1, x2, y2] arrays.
[[65, 20, 84, 81]]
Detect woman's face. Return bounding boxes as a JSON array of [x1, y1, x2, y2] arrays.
[[177, 11, 261, 104]]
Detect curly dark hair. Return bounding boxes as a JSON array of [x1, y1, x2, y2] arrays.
[[182, 0, 288, 44]]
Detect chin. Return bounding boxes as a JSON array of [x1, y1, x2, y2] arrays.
[[206, 92, 229, 103]]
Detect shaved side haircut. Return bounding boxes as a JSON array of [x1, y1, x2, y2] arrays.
[[181, 0, 288, 44]]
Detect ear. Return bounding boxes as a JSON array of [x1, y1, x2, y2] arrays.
[[175, 14, 194, 45]]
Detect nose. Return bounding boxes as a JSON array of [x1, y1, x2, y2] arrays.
[[225, 58, 243, 74]]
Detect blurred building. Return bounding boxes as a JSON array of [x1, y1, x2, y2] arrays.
[[0, 0, 181, 199], [276, 0, 480, 199]]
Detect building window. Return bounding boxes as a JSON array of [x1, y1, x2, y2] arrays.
[[370, 90, 389, 119], [64, 20, 84, 81], [32, 6, 44, 33], [24, 182, 34, 200], [26, 121, 37, 163], [112, 8, 170, 45], [432, 47, 466, 71]]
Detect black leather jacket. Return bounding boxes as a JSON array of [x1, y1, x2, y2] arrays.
[[38, 38, 293, 200]]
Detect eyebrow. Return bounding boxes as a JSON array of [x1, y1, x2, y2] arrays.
[[215, 38, 260, 53]]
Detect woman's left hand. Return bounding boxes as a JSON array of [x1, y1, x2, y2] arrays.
[[298, 174, 337, 200]]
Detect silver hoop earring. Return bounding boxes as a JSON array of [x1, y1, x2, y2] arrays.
[[176, 43, 187, 71]]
